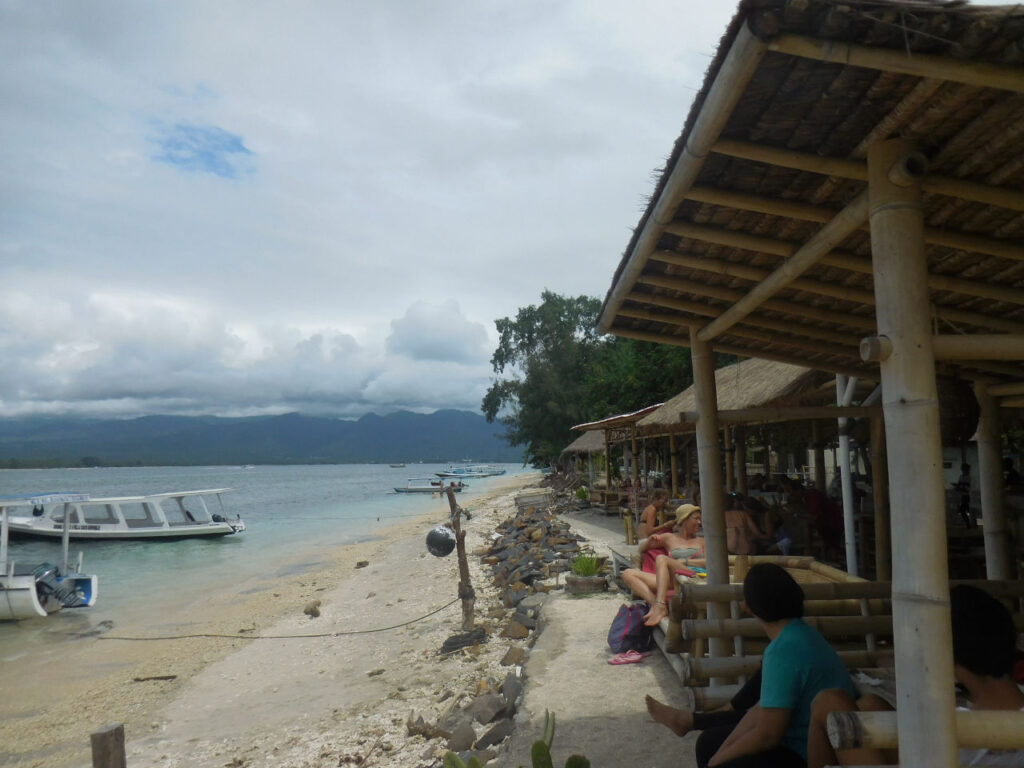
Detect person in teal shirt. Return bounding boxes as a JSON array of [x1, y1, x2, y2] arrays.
[[698, 563, 855, 768]]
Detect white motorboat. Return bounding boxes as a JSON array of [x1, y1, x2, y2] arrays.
[[0, 493, 98, 620], [394, 478, 465, 494], [435, 463, 507, 478], [3, 488, 244, 541]]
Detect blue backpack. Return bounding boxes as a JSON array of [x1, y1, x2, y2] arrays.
[[607, 602, 655, 654]]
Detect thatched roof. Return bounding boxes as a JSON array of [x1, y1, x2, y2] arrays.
[[560, 429, 606, 455], [598, 0, 1024, 396], [637, 357, 831, 431], [572, 403, 664, 432]]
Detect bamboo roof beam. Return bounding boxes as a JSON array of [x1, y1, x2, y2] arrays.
[[618, 306, 860, 358], [711, 138, 1024, 212], [1001, 397, 1024, 408], [597, 20, 770, 334], [697, 190, 870, 342], [650, 250, 877, 305], [678, 405, 878, 425], [684, 186, 1024, 265], [633, 291, 862, 346], [932, 334, 1024, 361], [769, 34, 1024, 94], [666, 223, 1024, 324], [988, 382, 1024, 396], [608, 324, 869, 377], [638, 273, 878, 331]]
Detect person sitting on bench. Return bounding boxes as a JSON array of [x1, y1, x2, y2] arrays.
[[621, 504, 702, 617]]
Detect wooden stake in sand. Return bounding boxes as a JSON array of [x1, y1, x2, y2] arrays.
[[443, 488, 476, 631]]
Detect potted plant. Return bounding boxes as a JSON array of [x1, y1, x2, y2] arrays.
[[574, 485, 589, 509], [565, 550, 607, 594]]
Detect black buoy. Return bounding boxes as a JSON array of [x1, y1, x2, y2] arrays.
[[426, 524, 456, 557]]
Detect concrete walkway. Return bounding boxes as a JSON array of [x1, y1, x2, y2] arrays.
[[498, 506, 699, 768]]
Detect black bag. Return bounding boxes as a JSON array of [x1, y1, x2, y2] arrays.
[[607, 602, 655, 654]]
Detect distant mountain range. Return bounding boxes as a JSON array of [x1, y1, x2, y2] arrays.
[[0, 410, 521, 467]]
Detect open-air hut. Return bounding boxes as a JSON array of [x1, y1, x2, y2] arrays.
[[596, 1, 1024, 764], [558, 428, 606, 485]]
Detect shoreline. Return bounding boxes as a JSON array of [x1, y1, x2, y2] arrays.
[[1, 474, 539, 768]]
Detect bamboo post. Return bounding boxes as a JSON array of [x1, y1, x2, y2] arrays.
[[867, 137, 958, 768], [735, 426, 748, 495], [670, 433, 680, 498], [631, 432, 640, 508], [827, 710, 1024, 751], [604, 436, 612, 497], [870, 415, 891, 581], [444, 489, 476, 631], [683, 649, 892, 682], [812, 420, 827, 492], [837, 374, 859, 575], [690, 327, 730, 675], [682, 613, 894, 640], [91, 724, 126, 768], [974, 382, 1013, 580], [724, 425, 734, 493]]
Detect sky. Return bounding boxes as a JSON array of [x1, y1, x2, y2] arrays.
[[0, 0, 738, 420]]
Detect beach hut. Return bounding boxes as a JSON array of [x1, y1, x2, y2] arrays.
[[559, 429, 606, 486], [597, 2, 1024, 764]]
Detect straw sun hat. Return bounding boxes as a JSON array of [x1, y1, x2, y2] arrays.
[[675, 503, 701, 524]]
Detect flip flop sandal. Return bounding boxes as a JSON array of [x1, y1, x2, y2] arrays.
[[608, 650, 645, 665]]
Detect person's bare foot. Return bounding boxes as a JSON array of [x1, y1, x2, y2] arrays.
[[645, 694, 694, 737], [644, 601, 667, 627]]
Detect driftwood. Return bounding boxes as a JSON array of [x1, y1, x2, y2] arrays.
[[406, 710, 452, 740]]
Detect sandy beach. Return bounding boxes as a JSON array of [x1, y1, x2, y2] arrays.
[[3, 474, 697, 768]]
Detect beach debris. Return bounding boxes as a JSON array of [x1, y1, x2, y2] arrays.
[[303, 599, 322, 618], [500, 646, 526, 666], [355, 560, 369, 568], [367, 668, 385, 677], [470, 693, 506, 725], [446, 720, 476, 751], [475, 718, 514, 749], [132, 675, 177, 682], [440, 627, 487, 655], [499, 620, 529, 640]]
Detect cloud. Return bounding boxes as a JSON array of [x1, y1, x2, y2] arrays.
[[386, 301, 489, 363], [150, 121, 253, 178]]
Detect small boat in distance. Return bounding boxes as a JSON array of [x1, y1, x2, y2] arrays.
[[394, 478, 465, 494], [436, 463, 508, 478], [4, 489, 244, 541], [1, 493, 98, 620], [389, 463, 406, 468]]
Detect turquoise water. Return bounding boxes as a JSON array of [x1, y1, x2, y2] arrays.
[[0, 463, 530, 658]]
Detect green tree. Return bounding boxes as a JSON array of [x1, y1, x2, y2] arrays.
[[483, 291, 603, 465]]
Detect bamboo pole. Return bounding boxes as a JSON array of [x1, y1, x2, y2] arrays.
[[828, 710, 1024, 751], [769, 33, 1024, 93], [932, 335, 1024, 361], [812, 421, 827, 492], [869, 138, 958, 768], [712, 137, 1024, 212], [870, 415, 891, 581], [690, 327, 730, 674], [809, 560, 866, 583], [724, 425, 734, 494], [670, 433, 679, 498], [697, 192, 869, 342], [682, 649, 892, 682], [677, 579, 892, 605], [836, 374, 859, 575], [989, 382, 1024, 397], [597, 19, 770, 334], [735, 426, 748, 495], [682, 614, 893, 640], [974, 382, 1013, 579]]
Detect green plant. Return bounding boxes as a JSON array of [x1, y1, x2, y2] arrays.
[[569, 551, 601, 577], [574, 486, 589, 501], [528, 711, 591, 768], [443, 753, 483, 768]]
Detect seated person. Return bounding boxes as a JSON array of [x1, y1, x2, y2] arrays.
[[649, 563, 855, 768], [808, 584, 1024, 768], [638, 488, 672, 538], [725, 493, 763, 556], [621, 504, 702, 615]]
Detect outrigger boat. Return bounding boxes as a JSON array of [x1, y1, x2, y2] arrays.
[[0, 493, 98, 621], [3, 488, 244, 541], [394, 478, 465, 494], [435, 463, 507, 479]]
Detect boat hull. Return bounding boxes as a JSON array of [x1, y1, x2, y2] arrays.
[[6, 520, 242, 541]]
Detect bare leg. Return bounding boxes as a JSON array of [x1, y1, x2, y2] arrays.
[[621, 569, 657, 604], [645, 695, 694, 737], [644, 554, 686, 626]]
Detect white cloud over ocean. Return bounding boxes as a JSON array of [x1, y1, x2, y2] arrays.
[[0, 0, 737, 418]]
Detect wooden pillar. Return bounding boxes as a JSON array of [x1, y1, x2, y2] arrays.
[[812, 420, 827, 492], [735, 426, 748, 495], [91, 724, 126, 768], [867, 138, 957, 768], [604, 436, 611, 493], [837, 374, 859, 575], [724, 425, 734, 493], [670, 433, 680, 498], [690, 327, 729, 669], [975, 382, 1013, 579], [870, 414, 891, 581], [630, 433, 640, 508]]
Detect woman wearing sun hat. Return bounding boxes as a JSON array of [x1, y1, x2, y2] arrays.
[[643, 503, 704, 626]]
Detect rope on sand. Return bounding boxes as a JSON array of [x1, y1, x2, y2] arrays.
[[99, 597, 460, 641]]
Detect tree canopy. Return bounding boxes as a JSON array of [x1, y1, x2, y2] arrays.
[[483, 290, 716, 465]]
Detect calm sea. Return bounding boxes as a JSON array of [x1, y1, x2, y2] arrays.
[[0, 463, 531, 661]]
